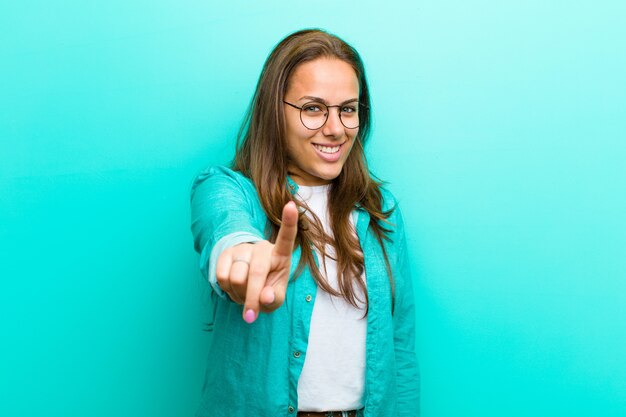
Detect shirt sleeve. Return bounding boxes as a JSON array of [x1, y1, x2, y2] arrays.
[[190, 166, 265, 298], [390, 202, 421, 416]]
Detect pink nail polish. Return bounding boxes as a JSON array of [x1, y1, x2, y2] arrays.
[[243, 309, 256, 323]]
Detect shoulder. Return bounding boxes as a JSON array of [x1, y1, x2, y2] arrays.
[[377, 185, 406, 235], [379, 185, 402, 217], [190, 165, 256, 199], [191, 165, 253, 189], [379, 186, 398, 212]]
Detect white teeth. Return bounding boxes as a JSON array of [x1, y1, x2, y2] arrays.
[[313, 144, 340, 154]]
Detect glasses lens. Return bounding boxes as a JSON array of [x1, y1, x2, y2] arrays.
[[339, 103, 360, 129], [300, 102, 327, 130]]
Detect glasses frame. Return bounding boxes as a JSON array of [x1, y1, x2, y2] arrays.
[[283, 100, 368, 130]]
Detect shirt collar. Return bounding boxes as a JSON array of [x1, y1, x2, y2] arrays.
[[286, 175, 366, 212], [286, 175, 299, 195]]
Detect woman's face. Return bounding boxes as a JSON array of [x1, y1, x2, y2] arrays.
[[283, 57, 360, 186]]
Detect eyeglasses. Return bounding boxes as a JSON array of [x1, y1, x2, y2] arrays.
[[283, 100, 367, 130]]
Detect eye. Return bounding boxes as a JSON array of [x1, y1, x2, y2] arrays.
[[303, 103, 324, 113], [341, 105, 357, 114]]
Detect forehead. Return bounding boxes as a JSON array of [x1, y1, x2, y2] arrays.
[[286, 57, 359, 100]]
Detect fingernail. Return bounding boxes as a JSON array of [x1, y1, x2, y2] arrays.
[[243, 309, 256, 324]]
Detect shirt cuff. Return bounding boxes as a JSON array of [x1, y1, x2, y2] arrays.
[[200, 232, 264, 298]]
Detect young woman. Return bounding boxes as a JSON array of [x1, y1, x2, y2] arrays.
[[190, 29, 419, 417]]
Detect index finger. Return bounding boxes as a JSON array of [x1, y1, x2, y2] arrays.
[[272, 201, 298, 258]]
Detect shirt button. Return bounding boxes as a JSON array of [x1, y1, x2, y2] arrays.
[[294, 351, 301, 358], [305, 295, 312, 302], [288, 405, 295, 413]]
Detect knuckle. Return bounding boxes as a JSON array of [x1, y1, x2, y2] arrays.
[[248, 264, 267, 277], [257, 240, 272, 250], [252, 243, 273, 258], [234, 243, 253, 253], [216, 272, 228, 285], [230, 274, 247, 286]]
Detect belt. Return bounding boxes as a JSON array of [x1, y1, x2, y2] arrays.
[[297, 411, 358, 417]]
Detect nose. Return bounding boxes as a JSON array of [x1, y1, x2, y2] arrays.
[[322, 107, 344, 138]]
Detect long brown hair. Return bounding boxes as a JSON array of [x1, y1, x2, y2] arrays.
[[233, 29, 395, 315]]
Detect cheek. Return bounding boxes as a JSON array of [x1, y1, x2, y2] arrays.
[[285, 133, 313, 164], [285, 139, 302, 164], [286, 117, 315, 143], [344, 130, 359, 154]]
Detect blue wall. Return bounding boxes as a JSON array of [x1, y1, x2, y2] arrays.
[[2, 1, 625, 416]]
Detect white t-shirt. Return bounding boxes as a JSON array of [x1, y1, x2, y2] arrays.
[[295, 184, 367, 411]]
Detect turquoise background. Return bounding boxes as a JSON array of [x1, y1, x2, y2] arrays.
[[2, 1, 625, 416]]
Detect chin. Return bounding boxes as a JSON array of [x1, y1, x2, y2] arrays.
[[317, 170, 342, 182]]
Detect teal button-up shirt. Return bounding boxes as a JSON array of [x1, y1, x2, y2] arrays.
[[190, 166, 419, 417]]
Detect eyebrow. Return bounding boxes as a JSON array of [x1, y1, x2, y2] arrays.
[[298, 96, 359, 105]]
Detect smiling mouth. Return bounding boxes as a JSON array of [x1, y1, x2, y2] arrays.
[[312, 143, 342, 154]]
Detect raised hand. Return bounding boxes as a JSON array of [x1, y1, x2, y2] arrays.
[[215, 201, 299, 323]]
